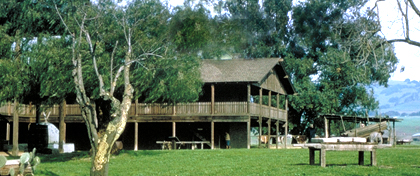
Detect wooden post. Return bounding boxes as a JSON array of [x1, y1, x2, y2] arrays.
[[320, 148, 326, 167], [259, 88, 262, 114], [135, 99, 138, 116], [371, 149, 377, 166], [12, 99, 19, 156], [247, 84, 251, 114], [324, 116, 329, 138], [172, 122, 176, 150], [172, 122, 176, 137], [259, 88, 262, 148], [59, 100, 67, 153], [393, 121, 396, 147], [258, 116, 262, 147], [276, 120, 279, 149], [285, 95, 288, 149], [6, 123, 10, 142], [247, 119, 251, 149], [211, 121, 214, 149], [267, 118, 271, 148], [211, 84, 215, 115], [7, 101, 11, 116], [276, 93, 279, 149], [267, 91, 271, 148], [134, 122, 138, 151]]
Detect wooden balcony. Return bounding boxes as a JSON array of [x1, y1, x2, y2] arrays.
[[0, 102, 287, 123]]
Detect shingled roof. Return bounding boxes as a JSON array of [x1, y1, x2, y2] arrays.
[[201, 58, 296, 95]]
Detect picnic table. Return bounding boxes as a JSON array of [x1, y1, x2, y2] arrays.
[[304, 142, 379, 167], [156, 141, 210, 150]]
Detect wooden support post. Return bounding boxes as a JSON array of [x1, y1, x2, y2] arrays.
[[259, 88, 262, 112], [320, 149, 326, 167], [276, 120, 279, 149], [7, 101, 11, 116], [134, 122, 138, 151], [59, 100, 67, 153], [172, 122, 176, 137], [247, 84, 251, 114], [371, 149, 377, 166], [267, 118, 271, 148], [247, 119, 251, 149], [393, 121, 396, 147], [12, 99, 19, 156], [258, 116, 262, 147], [276, 93, 279, 149], [324, 116, 329, 138], [6, 123, 10, 142], [211, 84, 215, 115], [211, 121, 214, 149], [172, 122, 176, 150], [285, 95, 288, 149], [259, 88, 262, 148], [135, 99, 138, 116], [358, 151, 364, 165]]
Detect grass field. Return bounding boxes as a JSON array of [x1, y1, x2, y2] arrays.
[[22, 145, 420, 176]]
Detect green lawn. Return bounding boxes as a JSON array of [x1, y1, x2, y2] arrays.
[[31, 146, 420, 176]]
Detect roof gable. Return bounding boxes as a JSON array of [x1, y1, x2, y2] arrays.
[[201, 58, 296, 95]]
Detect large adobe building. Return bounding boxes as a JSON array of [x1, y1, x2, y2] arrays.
[[0, 58, 296, 150]]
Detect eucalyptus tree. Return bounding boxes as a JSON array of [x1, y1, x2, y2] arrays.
[[284, 0, 398, 134], [51, 0, 201, 175]]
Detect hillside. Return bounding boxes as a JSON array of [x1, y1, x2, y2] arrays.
[[371, 79, 420, 116]]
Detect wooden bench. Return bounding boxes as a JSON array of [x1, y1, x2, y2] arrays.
[[304, 143, 379, 167]]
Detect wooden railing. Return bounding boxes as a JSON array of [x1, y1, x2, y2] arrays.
[[0, 102, 287, 120]]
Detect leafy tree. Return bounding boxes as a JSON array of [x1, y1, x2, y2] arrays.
[[49, 0, 202, 175], [285, 0, 397, 134]]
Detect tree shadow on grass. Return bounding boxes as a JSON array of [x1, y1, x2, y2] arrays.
[[36, 170, 60, 176], [39, 150, 169, 163], [39, 151, 90, 163]]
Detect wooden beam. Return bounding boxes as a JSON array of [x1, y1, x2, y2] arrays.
[[134, 122, 138, 151], [211, 84, 215, 115], [247, 84, 251, 114]]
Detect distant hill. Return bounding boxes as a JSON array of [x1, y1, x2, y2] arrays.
[[371, 79, 420, 116]]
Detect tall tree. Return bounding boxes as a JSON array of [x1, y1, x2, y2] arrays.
[[51, 0, 201, 175], [285, 0, 397, 135]]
